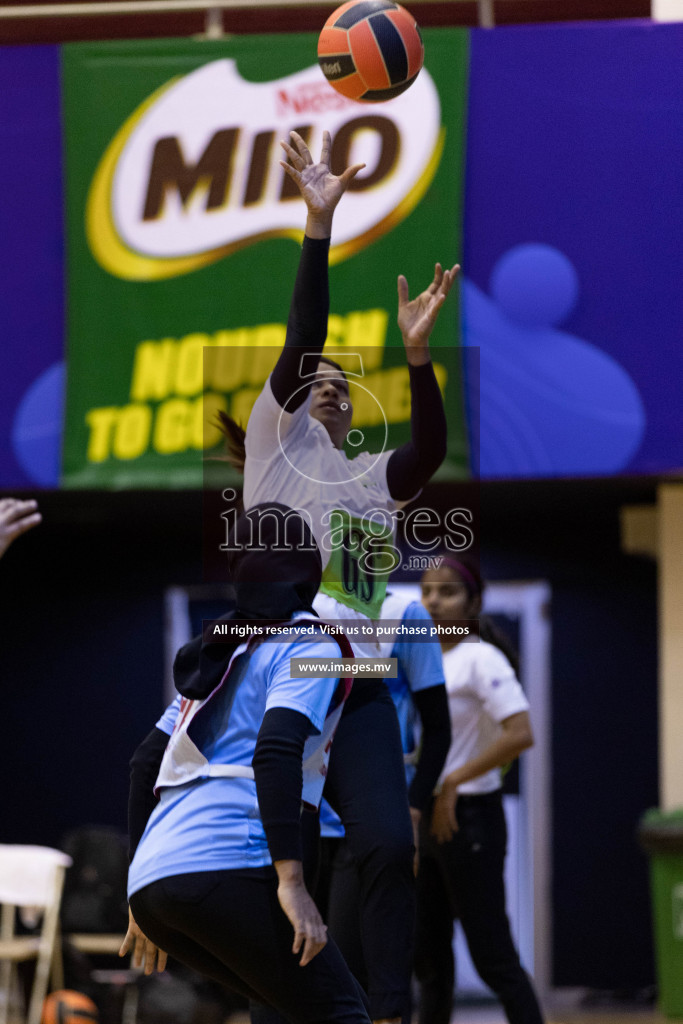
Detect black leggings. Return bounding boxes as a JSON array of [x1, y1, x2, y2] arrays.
[[251, 680, 415, 1024], [322, 837, 367, 990], [130, 868, 370, 1024], [414, 790, 544, 1024], [322, 679, 415, 1021]]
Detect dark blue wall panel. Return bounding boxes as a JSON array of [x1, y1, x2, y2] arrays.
[[464, 21, 683, 477], [0, 46, 64, 489]]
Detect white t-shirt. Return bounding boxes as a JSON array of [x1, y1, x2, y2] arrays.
[[439, 640, 530, 795], [244, 376, 406, 647]]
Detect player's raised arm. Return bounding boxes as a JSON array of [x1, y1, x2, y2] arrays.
[[269, 131, 364, 412], [385, 262, 460, 501], [216, 131, 363, 463]]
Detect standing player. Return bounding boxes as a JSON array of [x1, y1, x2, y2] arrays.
[[416, 557, 545, 1024], [249, 588, 450, 1024], [315, 587, 450, 999], [218, 128, 458, 1024], [121, 505, 372, 1024]]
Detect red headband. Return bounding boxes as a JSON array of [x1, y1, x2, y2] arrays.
[[437, 555, 482, 596]]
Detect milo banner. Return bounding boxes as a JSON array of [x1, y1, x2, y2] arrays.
[[61, 31, 469, 489]]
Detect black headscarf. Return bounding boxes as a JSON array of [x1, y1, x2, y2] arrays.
[[173, 504, 322, 700]]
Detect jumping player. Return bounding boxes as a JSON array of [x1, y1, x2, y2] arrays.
[[218, 129, 459, 1024], [221, 128, 458, 1023]]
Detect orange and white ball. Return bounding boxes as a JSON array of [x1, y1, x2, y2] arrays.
[[318, 0, 424, 102]]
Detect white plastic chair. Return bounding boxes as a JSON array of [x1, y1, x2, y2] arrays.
[[0, 845, 72, 1024]]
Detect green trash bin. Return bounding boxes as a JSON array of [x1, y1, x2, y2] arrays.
[[638, 808, 683, 1018]]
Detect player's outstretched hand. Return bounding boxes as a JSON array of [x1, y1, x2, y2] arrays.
[[0, 498, 41, 560], [280, 130, 365, 239], [119, 907, 168, 975], [397, 262, 460, 365]]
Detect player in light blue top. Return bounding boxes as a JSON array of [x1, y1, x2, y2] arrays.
[[129, 626, 350, 893], [122, 505, 371, 1024], [313, 589, 450, 1001], [318, 593, 448, 834]]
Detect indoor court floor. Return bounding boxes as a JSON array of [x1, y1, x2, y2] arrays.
[[446, 1002, 675, 1024], [5, 998, 672, 1024], [226, 1002, 677, 1024]]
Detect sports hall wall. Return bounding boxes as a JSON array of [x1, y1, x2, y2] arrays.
[[1, 17, 680, 994]]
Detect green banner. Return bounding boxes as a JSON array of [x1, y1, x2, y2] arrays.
[[62, 30, 469, 489]]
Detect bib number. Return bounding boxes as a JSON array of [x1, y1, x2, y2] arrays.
[[320, 511, 396, 619]]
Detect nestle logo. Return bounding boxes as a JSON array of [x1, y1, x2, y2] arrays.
[[276, 83, 352, 116]]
